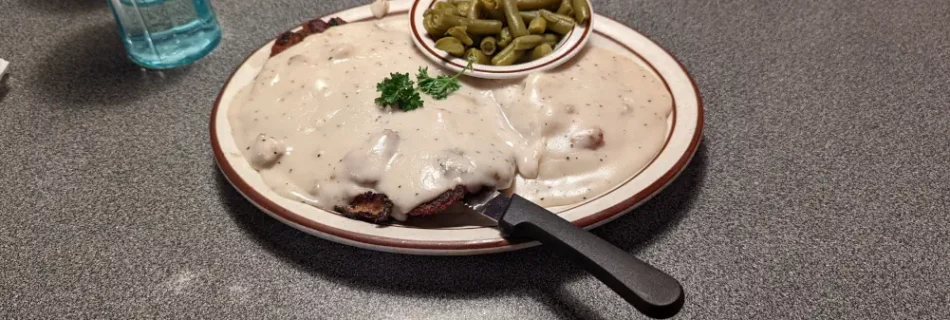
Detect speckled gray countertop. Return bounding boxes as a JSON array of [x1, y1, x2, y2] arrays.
[[1, 0, 948, 319]]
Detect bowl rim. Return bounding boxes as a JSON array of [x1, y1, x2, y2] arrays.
[[408, 0, 594, 79]]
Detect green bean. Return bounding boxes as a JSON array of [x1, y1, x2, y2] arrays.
[[541, 33, 559, 46], [530, 43, 553, 60], [491, 44, 525, 65], [479, 0, 505, 20], [439, 1, 461, 8], [425, 2, 463, 20], [497, 27, 513, 47], [449, 0, 468, 4], [427, 12, 503, 36], [516, 0, 560, 10], [423, 14, 445, 36], [452, 15, 503, 34], [426, 2, 468, 18], [539, 9, 575, 34], [446, 26, 474, 45], [571, 0, 590, 23], [556, 0, 573, 16], [465, 48, 492, 64], [538, 9, 573, 21], [466, 0, 482, 19], [435, 37, 466, 56], [425, 7, 459, 17], [519, 10, 539, 23], [480, 36, 498, 55], [456, 1, 472, 16], [528, 17, 546, 34], [502, 0, 528, 37], [509, 34, 543, 50]]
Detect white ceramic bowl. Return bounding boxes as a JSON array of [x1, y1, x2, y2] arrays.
[[409, 0, 594, 79], [211, 0, 703, 255]]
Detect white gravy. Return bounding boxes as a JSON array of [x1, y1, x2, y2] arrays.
[[229, 17, 671, 220]]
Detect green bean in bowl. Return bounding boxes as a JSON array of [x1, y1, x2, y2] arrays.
[[422, 0, 590, 66]]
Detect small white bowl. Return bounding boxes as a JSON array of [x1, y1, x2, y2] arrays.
[[409, 0, 594, 79]]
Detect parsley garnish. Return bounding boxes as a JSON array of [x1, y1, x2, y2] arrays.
[[375, 72, 424, 111], [417, 59, 473, 100], [374, 59, 474, 111]]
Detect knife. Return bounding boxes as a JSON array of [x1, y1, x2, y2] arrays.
[[461, 190, 685, 319]]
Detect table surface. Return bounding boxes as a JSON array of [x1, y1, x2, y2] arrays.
[[2, 0, 949, 319]]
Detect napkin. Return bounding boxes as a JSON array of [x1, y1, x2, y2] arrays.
[[0, 58, 8, 79]]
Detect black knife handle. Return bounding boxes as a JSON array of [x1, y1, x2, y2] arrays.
[[498, 195, 684, 319]]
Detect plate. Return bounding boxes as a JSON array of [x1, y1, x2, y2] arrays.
[[409, 0, 593, 79], [210, 0, 703, 255]]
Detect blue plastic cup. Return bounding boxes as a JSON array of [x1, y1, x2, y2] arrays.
[[107, 0, 222, 69]]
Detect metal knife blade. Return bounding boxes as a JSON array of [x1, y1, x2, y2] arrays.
[[459, 189, 513, 223]]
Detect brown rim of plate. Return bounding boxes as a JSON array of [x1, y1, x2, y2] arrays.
[[409, 0, 594, 74], [209, 10, 704, 251]]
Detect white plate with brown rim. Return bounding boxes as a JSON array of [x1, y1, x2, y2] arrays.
[[210, 0, 703, 255]]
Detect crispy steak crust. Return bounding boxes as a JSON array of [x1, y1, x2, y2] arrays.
[[269, 17, 347, 57], [270, 31, 304, 56], [335, 186, 468, 223], [301, 19, 330, 36], [335, 192, 393, 223], [327, 17, 347, 27], [408, 186, 467, 216]]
